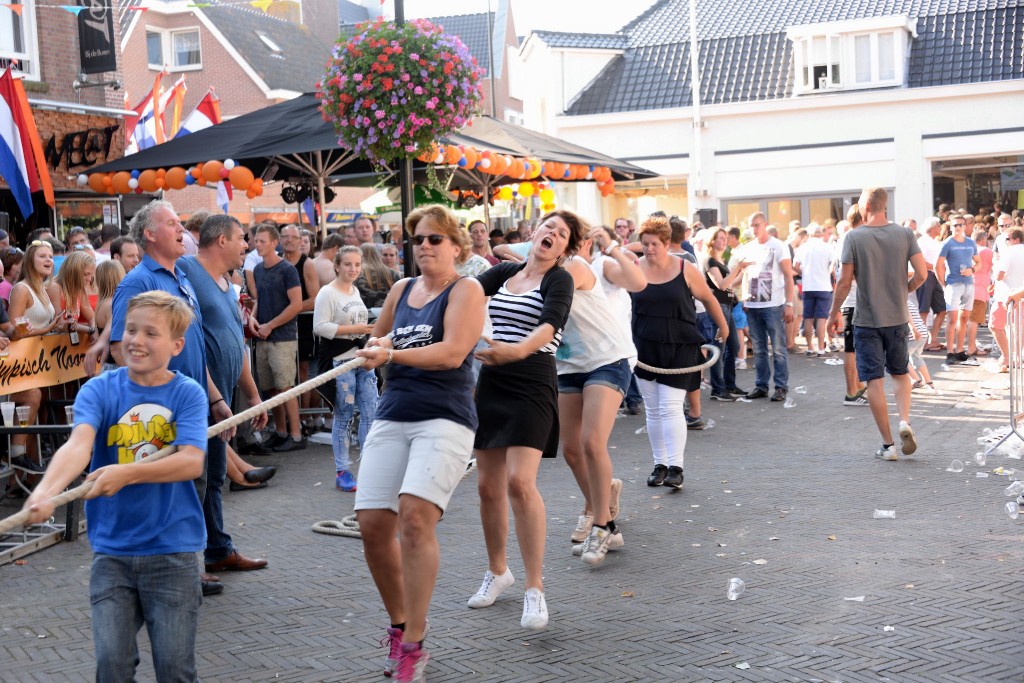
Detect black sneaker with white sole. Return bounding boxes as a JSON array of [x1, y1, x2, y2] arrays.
[[663, 466, 684, 489], [647, 464, 668, 486]]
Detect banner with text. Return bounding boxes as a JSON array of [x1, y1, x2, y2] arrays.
[[0, 335, 90, 395]]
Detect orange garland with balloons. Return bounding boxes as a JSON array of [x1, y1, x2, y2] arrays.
[[79, 160, 264, 200], [416, 143, 617, 198]]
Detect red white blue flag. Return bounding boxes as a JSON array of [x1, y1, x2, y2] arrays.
[[175, 89, 221, 138], [0, 68, 40, 219]]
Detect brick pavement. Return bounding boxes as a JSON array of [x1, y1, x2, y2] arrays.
[[2, 347, 1023, 682]]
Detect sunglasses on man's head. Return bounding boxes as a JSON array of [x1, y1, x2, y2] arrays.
[[411, 234, 448, 246]]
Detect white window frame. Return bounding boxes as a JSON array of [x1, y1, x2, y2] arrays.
[[0, 0, 40, 81], [145, 26, 203, 72], [788, 16, 915, 95]]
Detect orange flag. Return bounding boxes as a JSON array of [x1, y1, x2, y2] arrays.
[[10, 73, 53, 208]]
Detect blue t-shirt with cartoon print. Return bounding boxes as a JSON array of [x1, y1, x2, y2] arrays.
[[75, 367, 208, 556]]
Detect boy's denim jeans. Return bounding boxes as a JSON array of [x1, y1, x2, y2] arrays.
[[90, 552, 200, 682]]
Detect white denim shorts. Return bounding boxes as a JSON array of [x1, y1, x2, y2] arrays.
[[353, 418, 474, 514]]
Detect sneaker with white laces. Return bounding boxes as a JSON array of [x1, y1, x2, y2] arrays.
[[573, 529, 624, 556], [898, 420, 917, 455], [580, 526, 615, 566], [467, 568, 514, 608], [521, 588, 548, 629], [735, 358, 747, 370], [395, 642, 429, 683], [609, 478, 622, 520], [570, 514, 593, 543], [875, 445, 898, 461], [381, 626, 403, 677]]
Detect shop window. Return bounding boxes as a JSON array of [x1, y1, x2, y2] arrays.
[[768, 200, 801, 238], [726, 202, 760, 231], [0, 0, 38, 80], [808, 197, 845, 226]]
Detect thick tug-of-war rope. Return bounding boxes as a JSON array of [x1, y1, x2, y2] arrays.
[[0, 357, 368, 536], [634, 344, 721, 375]]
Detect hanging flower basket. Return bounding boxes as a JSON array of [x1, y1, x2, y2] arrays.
[[318, 18, 485, 166]]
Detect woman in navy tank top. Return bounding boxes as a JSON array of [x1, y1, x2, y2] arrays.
[[353, 205, 485, 679]]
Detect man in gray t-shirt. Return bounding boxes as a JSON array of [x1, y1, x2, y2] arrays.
[[829, 188, 927, 462]]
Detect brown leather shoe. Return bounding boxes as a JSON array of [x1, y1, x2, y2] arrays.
[[204, 550, 268, 572]]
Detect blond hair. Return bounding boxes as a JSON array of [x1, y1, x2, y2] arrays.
[[55, 251, 95, 313], [96, 259, 125, 301], [127, 291, 193, 338]]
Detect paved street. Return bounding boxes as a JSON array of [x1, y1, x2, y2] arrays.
[[2, 346, 1023, 682]]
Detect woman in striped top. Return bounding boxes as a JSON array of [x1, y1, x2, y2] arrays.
[[467, 211, 585, 631]]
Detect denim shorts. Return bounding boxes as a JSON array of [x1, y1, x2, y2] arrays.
[[854, 325, 909, 381], [732, 304, 748, 329], [557, 358, 631, 395], [944, 281, 974, 312], [802, 291, 832, 320]]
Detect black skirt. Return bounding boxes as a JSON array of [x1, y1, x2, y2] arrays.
[[474, 353, 559, 458], [634, 338, 705, 392]]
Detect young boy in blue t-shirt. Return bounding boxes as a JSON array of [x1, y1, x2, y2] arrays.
[[23, 290, 209, 681]]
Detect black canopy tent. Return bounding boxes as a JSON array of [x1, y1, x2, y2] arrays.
[[87, 92, 657, 236]]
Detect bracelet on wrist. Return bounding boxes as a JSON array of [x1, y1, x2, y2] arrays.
[[210, 397, 225, 407], [385, 349, 394, 365], [604, 241, 620, 255]]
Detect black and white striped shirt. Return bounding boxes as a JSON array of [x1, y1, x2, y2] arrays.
[[489, 285, 562, 355]]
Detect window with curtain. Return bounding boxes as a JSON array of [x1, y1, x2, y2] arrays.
[[172, 30, 201, 68]]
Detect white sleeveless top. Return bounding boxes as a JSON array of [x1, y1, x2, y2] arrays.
[[556, 258, 636, 375], [23, 285, 54, 329]]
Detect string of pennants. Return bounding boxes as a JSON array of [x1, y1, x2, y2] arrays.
[[0, 1, 295, 15]]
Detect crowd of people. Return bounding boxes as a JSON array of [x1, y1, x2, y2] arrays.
[[10, 189, 1024, 682]]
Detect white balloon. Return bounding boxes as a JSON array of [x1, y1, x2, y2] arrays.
[[128, 178, 139, 189], [76, 174, 88, 186], [223, 159, 236, 170]]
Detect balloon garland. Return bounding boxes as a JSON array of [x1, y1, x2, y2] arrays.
[[417, 143, 617, 198], [79, 160, 264, 199]]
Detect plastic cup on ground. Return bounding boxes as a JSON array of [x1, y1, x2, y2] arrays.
[[727, 578, 745, 600]]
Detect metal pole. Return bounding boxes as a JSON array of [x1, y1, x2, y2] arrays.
[[486, 0, 496, 117], [395, 0, 416, 277], [688, 0, 703, 223], [315, 150, 328, 241]]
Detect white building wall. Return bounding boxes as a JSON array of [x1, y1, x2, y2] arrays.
[[552, 81, 1024, 224]]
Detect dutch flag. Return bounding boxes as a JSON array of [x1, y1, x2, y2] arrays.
[[175, 90, 221, 138], [0, 68, 40, 219]]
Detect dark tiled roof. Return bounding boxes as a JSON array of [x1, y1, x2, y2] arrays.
[[566, 0, 1023, 115], [337, 0, 371, 25], [530, 31, 628, 50], [428, 13, 492, 73], [909, 6, 1024, 86], [339, 12, 496, 74], [201, 4, 332, 93]]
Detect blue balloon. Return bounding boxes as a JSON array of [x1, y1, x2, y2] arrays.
[[457, 157, 467, 167], [130, 169, 141, 179], [185, 174, 196, 185]]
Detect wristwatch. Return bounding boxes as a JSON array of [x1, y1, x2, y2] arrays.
[[784, 302, 794, 307], [604, 241, 620, 255]]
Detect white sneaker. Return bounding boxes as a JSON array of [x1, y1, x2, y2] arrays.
[[570, 514, 593, 543], [735, 358, 747, 370], [898, 421, 917, 455], [875, 445, 898, 461], [467, 568, 514, 608], [521, 588, 548, 629], [573, 529, 624, 556]]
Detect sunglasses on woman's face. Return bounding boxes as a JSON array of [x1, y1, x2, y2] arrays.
[[411, 234, 448, 246]]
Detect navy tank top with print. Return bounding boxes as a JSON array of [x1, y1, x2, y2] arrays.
[[375, 278, 478, 431]]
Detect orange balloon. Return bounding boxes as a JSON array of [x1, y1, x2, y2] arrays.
[[445, 145, 462, 165], [102, 174, 112, 188], [246, 188, 257, 199], [156, 168, 166, 179], [463, 147, 478, 168], [88, 174, 106, 193], [195, 176, 207, 187], [137, 170, 158, 192], [112, 171, 132, 194], [190, 165, 203, 179], [510, 159, 524, 178], [229, 166, 255, 191], [202, 160, 224, 184], [546, 162, 563, 179], [252, 182, 263, 197], [155, 178, 166, 190], [165, 167, 188, 190]]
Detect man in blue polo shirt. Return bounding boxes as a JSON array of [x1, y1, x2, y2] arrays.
[[935, 215, 980, 365]]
